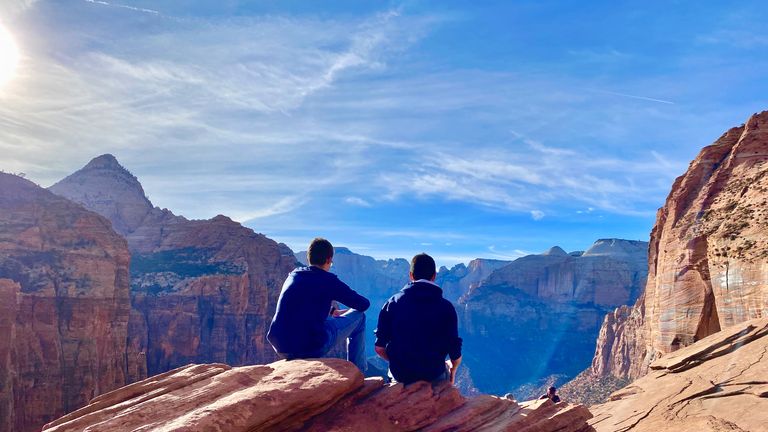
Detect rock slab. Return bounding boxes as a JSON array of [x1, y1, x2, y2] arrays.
[[44, 358, 594, 432], [590, 317, 768, 432]]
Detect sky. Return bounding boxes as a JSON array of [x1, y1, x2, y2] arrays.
[[1, 1, 768, 266]]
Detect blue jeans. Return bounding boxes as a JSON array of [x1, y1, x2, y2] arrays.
[[321, 309, 367, 372], [282, 310, 367, 372]]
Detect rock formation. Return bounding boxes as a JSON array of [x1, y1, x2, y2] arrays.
[[43, 358, 594, 432], [585, 111, 768, 387], [436, 258, 512, 302], [50, 155, 297, 376], [589, 317, 768, 432], [459, 239, 648, 398], [0, 173, 141, 432]]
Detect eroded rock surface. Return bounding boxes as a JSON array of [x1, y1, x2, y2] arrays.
[[585, 111, 768, 388], [458, 239, 648, 397], [0, 173, 140, 432], [50, 155, 297, 375], [44, 358, 594, 432], [590, 317, 768, 432]]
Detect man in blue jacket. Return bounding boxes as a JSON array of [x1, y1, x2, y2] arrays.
[[374, 253, 463, 385], [267, 238, 370, 371]]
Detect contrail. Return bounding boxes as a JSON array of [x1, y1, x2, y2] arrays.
[[84, 0, 160, 15], [587, 88, 675, 105]]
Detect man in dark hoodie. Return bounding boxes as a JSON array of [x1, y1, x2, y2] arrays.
[[267, 238, 370, 372], [374, 253, 463, 385]]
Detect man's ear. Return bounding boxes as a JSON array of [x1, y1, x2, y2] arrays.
[[409, 271, 415, 281], [325, 257, 333, 267], [430, 273, 437, 282]]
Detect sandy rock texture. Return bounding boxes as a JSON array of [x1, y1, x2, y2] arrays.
[[0, 173, 140, 432], [44, 358, 594, 432], [50, 155, 297, 375], [586, 111, 768, 386], [590, 317, 768, 432]]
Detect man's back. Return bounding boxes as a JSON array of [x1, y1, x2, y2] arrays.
[[375, 280, 462, 384], [268, 266, 369, 355]]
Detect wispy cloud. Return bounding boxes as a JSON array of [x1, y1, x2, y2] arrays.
[[345, 196, 372, 207], [83, 0, 160, 15], [585, 88, 675, 105]]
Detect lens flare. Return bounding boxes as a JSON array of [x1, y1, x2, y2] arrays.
[[0, 25, 20, 87]]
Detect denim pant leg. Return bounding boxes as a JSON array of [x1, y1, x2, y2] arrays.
[[324, 309, 367, 372]]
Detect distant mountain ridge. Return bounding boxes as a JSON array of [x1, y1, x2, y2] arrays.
[[459, 239, 649, 398]]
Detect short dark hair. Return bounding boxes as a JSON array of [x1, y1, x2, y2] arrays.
[[307, 238, 334, 266], [548, 386, 557, 392], [410, 253, 436, 280]]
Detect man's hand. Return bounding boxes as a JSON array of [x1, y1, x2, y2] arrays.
[[447, 356, 462, 384], [332, 308, 348, 317], [375, 345, 389, 361]]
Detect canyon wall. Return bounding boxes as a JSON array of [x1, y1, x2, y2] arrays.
[[0, 173, 141, 432], [588, 111, 768, 383]]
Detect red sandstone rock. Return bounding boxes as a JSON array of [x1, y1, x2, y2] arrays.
[[589, 317, 768, 432], [43, 358, 594, 432], [0, 173, 140, 432], [586, 111, 768, 386], [50, 155, 297, 375]]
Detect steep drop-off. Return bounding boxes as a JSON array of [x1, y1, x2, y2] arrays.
[[587, 111, 768, 386], [460, 239, 648, 398], [50, 155, 297, 375], [0, 173, 141, 432]]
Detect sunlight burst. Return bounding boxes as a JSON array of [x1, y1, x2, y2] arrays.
[[0, 24, 20, 87]]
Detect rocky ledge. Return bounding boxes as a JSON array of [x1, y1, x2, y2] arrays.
[[589, 317, 768, 432], [43, 359, 593, 432]]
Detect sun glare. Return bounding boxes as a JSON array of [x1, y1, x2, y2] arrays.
[[0, 25, 20, 87]]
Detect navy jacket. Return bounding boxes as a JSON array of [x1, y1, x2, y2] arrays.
[[375, 281, 462, 384], [268, 266, 370, 355]]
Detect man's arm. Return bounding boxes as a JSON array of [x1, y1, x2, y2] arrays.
[[445, 302, 463, 385], [374, 301, 392, 360]]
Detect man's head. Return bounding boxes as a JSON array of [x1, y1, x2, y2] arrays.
[[410, 253, 436, 281], [548, 386, 557, 396], [307, 237, 334, 269]]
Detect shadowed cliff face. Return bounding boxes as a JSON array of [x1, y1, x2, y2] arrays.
[[0, 173, 140, 432], [49, 155, 297, 376], [459, 239, 648, 398], [587, 110, 768, 385]]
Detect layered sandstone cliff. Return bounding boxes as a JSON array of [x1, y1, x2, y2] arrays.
[[587, 111, 768, 385], [459, 239, 648, 397], [43, 358, 594, 432], [50, 155, 297, 375], [0, 173, 141, 432]]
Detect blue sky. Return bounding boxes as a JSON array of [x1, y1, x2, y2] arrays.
[[1, 1, 767, 265]]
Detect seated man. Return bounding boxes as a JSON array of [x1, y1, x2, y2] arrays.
[[539, 386, 561, 403], [267, 237, 370, 371], [374, 253, 462, 385]]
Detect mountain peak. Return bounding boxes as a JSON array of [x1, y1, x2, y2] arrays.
[[83, 154, 125, 171], [542, 246, 567, 256], [49, 155, 154, 236]]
